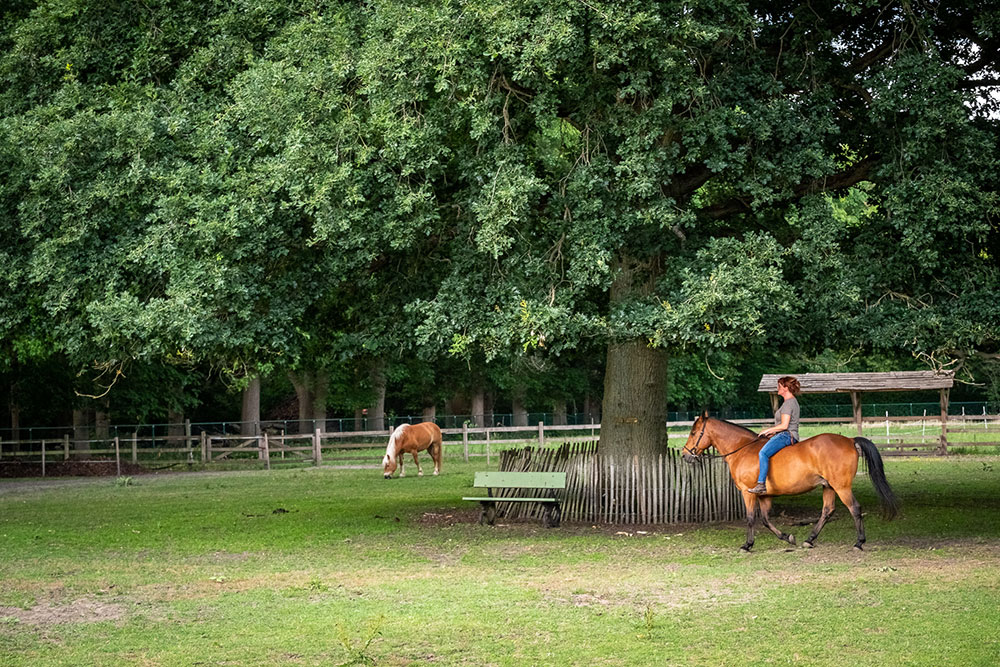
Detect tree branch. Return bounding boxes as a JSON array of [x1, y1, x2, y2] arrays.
[[701, 157, 877, 219]]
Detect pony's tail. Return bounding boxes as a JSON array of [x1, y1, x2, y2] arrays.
[[854, 437, 900, 520]]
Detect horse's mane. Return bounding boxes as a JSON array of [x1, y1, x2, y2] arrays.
[[710, 417, 759, 437]]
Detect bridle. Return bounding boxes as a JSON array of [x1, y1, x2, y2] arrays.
[[683, 417, 765, 460], [682, 418, 709, 458]]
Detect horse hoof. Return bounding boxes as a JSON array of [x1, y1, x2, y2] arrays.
[[739, 546, 751, 553], [786, 534, 796, 546], [803, 541, 814, 549], [433, 471, 439, 476], [853, 545, 864, 552], [418, 472, 423, 477]]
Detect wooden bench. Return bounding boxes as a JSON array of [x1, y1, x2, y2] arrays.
[[463, 471, 567, 527]]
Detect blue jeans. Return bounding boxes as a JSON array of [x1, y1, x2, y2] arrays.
[[757, 431, 797, 484]]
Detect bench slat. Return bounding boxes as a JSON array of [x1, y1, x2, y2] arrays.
[[473, 471, 566, 489]]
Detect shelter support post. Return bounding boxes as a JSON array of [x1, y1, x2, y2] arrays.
[[769, 393, 779, 416], [939, 389, 949, 455], [850, 391, 863, 437]]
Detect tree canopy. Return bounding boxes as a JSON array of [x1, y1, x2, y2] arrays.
[[1, 1, 998, 443]]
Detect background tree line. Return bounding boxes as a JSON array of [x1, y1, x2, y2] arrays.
[[1, 1, 998, 454]]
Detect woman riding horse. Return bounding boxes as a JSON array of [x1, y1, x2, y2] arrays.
[[748, 376, 801, 495]]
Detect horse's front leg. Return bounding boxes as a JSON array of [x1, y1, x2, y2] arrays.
[[412, 450, 423, 476], [758, 497, 796, 546], [740, 491, 759, 552]]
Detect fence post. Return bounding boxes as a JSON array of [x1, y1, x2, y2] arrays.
[[201, 431, 209, 463], [114, 436, 121, 477], [41, 440, 46, 478], [939, 388, 950, 455], [538, 421, 545, 447], [63, 434, 70, 460], [486, 429, 491, 467], [185, 419, 192, 458], [132, 432, 138, 464], [462, 422, 469, 463], [313, 427, 322, 466], [262, 432, 271, 471]]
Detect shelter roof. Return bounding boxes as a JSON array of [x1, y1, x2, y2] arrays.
[[757, 371, 954, 394]]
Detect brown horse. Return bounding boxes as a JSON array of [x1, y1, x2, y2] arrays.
[[382, 422, 443, 479], [682, 413, 899, 551]]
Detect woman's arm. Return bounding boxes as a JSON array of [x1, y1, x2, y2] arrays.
[[760, 413, 791, 437]]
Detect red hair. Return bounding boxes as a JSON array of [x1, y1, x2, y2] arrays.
[[778, 376, 801, 397]]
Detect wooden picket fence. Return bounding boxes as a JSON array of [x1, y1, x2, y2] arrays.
[[495, 442, 746, 525]]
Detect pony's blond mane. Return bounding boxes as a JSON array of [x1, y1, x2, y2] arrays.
[[385, 423, 410, 460]]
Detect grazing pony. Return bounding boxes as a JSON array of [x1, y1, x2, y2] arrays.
[[682, 413, 899, 551], [382, 422, 443, 479]]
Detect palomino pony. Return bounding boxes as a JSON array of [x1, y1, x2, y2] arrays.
[[682, 413, 899, 551], [382, 422, 443, 479]]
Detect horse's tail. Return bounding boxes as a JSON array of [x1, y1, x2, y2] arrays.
[[854, 437, 900, 520]]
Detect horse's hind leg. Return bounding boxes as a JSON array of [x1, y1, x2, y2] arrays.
[[804, 487, 837, 548], [412, 450, 424, 476], [834, 486, 866, 551], [758, 497, 796, 546], [740, 492, 759, 552], [432, 442, 441, 475]]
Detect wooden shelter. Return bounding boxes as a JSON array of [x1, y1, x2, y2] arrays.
[[758, 371, 955, 453]]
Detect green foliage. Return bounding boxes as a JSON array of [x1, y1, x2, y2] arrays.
[[0, 0, 998, 424]]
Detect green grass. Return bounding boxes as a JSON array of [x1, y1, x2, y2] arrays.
[[2, 458, 999, 666]]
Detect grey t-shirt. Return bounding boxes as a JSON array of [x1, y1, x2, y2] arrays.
[[775, 397, 800, 441]]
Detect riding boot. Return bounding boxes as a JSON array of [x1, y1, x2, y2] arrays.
[[748, 482, 767, 495]]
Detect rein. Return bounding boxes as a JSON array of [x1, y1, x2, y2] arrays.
[[683, 420, 765, 461]]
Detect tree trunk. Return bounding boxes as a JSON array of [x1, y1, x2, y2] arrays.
[[583, 393, 600, 424], [312, 370, 329, 429], [599, 340, 668, 456], [95, 399, 110, 440], [241, 375, 261, 437], [485, 391, 496, 427], [512, 387, 528, 427], [167, 409, 185, 440], [470, 389, 485, 427], [9, 385, 20, 450], [552, 399, 567, 426], [289, 371, 314, 433], [368, 360, 387, 431], [422, 404, 436, 422], [72, 408, 91, 459], [599, 251, 668, 456]]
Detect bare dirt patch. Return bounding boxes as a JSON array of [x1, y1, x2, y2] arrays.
[[0, 597, 126, 626], [0, 459, 147, 478]]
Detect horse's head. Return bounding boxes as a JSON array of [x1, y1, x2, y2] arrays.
[[682, 411, 713, 462], [382, 453, 396, 479]]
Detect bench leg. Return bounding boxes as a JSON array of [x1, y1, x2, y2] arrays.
[[542, 503, 561, 528], [480, 501, 497, 526]]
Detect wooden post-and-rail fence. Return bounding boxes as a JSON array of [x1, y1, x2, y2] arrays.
[[3, 412, 1000, 478]]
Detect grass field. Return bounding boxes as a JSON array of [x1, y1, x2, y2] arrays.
[[2, 457, 999, 666]]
